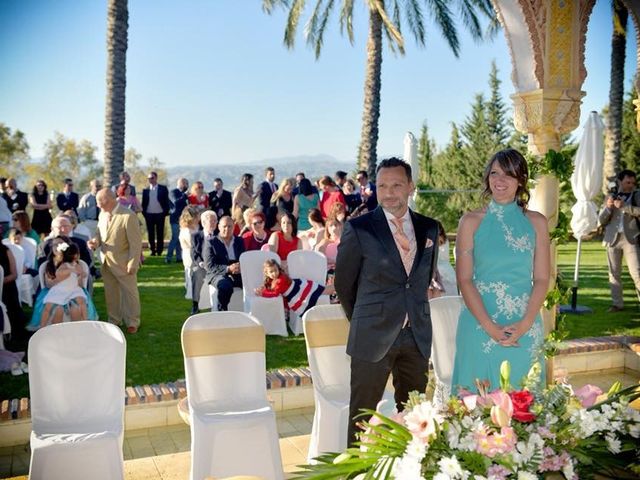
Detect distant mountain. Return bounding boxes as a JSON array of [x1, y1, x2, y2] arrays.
[[166, 154, 355, 188]]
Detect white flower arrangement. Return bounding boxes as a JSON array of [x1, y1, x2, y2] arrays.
[[295, 361, 640, 480]]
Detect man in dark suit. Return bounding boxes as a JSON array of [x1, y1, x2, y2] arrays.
[[257, 166, 277, 214], [142, 171, 171, 257], [167, 177, 189, 263], [208, 178, 232, 219], [3, 177, 29, 214], [203, 215, 244, 311], [56, 178, 79, 215], [356, 170, 378, 212], [335, 157, 439, 445]]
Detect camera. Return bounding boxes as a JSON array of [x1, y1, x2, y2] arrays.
[[607, 181, 623, 200]]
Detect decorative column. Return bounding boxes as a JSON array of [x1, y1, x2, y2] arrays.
[[492, 0, 596, 380]]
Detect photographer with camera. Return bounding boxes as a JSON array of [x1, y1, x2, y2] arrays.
[[599, 169, 640, 312]]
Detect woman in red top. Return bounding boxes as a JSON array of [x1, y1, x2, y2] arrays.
[[267, 212, 302, 271], [318, 176, 346, 219], [242, 211, 270, 251], [187, 181, 209, 210]]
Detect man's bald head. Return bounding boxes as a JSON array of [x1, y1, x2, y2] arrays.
[[96, 188, 118, 212]]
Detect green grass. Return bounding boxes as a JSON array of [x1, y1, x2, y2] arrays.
[[2, 241, 639, 400]]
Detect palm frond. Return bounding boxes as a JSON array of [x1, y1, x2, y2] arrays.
[[405, 0, 425, 46], [303, 0, 324, 47], [425, 0, 460, 56], [461, 0, 500, 39], [314, 0, 337, 59], [457, 0, 483, 41], [368, 0, 404, 53], [284, 0, 308, 48], [262, 0, 291, 14], [339, 0, 356, 43]]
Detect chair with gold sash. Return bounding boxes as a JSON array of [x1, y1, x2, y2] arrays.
[[302, 305, 393, 462], [429, 295, 463, 410], [181, 312, 284, 480]]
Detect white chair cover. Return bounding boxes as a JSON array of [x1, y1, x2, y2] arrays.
[[287, 250, 331, 335], [239, 250, 287, 336], [4, 242, 33, 307], [437, 240, 458, 296], [208, 285, 243, 312], [429, 295, 463, 410], [302, 305, 393, 462], [20, 236, 37, 269], [28, 322, 126, 480], [184, 266, 193, 300], [181, 312, 283, 480]]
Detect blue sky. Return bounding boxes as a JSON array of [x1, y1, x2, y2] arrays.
[[0, 1, 636, 167]]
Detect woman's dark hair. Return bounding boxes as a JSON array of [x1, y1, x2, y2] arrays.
[[240, 173, 254, 189], [32, 180, 48, 196], [299, 178, 313, 196], [307, 208, 325, 226], [281, 211, 298, 237], [46, 237, 80, 279], [482, 149, 530, 210]]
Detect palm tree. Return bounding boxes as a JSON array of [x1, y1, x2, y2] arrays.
[[263, 0, 496, 177], [603, 0, 628, 193], [104, 0, 129, 189]]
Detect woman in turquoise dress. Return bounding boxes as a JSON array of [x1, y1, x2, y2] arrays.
[[451, 149, 550, 393]]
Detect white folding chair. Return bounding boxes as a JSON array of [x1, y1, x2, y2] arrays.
[[239, 250, 287, 336], [302, 305, 393, 462], [4, 242, 33, 307], [429, 295, 463, 410], [28, 322, 126, 480], [287, 250, 331, 335], [181, 312, 283, 480], [20, 237, 37, 269]]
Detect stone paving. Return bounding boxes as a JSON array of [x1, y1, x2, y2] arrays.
[[2, 371, 639, 479]]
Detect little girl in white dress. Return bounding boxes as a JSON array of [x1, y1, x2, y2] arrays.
[[39, 241, 92, 326]]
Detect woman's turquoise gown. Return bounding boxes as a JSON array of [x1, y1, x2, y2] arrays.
[[451, 200, 545, 393]]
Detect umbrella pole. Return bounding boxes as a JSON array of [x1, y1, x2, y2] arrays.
[[571, 238, 583, 310]]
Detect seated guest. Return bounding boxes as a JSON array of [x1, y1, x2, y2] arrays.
[[267, 212, 302, 272], [299, 208, 325, 251], [63, 209, 91, 242], [0, 233, 27, 344], [238, 207, 256, 236], [7, 210, 40, 244], [189, 209, 217, 315], [203, 215, 244, 311], [7, 228, 38, 276], [314, 218, 343, 269], [178, 206, 201, 305], [242, 211, 270, 251], [37, 215, 93, 272], [327, 201, 347, 223]]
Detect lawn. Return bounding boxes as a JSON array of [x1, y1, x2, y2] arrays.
[[2, 240, 639, 400]]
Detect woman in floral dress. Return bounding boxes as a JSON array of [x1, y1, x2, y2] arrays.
[[451, 149, 550, 393]]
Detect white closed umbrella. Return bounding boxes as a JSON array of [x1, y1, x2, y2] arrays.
[[564, 111, 604, 313], [404, 132, 418, 209]]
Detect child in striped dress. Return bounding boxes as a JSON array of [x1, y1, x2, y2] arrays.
[[254, 259, 334, 316]]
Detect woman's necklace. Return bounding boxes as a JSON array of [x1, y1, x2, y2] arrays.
[[253, 232, 266, 242]]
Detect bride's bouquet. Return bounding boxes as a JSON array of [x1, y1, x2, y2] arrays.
[[295, 362, 640, 479]]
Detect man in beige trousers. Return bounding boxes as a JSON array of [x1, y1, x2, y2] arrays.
[[89, 188, 142, 333]]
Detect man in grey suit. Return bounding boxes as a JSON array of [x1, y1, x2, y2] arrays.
[[335, 157, 439, 445], [599, 169, 640, 312]]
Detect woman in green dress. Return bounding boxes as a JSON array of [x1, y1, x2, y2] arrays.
[[451, 149, 550, 393]]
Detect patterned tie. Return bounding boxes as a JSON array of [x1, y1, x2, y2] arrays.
[[391, 217, 414, 274]]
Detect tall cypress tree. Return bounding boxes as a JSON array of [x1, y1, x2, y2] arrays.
[[620, 84, 640, 173], [486, 61, 510, 151], [417, 122, 437, 186]]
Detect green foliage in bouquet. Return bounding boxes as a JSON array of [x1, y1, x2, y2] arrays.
[[293, 362, 640, 480]]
